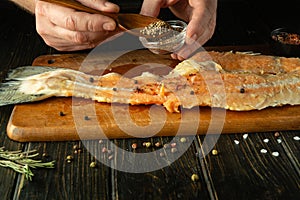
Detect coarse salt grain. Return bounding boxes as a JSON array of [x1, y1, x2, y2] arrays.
[[260, 149, 267, 153], [293, 136, 300, 141], [234, 140, 240, 144], [272, 152, 279, 157], [277, 138, 282, 144], [243, 134, 248, 139], [263, 138, 269, 143]]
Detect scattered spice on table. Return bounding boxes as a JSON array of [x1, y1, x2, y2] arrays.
[[271, 152, 280, 157], [274, 132, 280, 137], [191, 173, 199, 182], [89, 161, 97, 168], [293, 136, 300, 141], [170, 142, 177, 148], [212, 149, 218, 155], [145, 142, 151, 148], [155, 142, 161, 147], [180, 137, 187, 143], [159, 152, 165, 157], [66, 155, 73, 163], [263, 138, 269, 143], [242, 134, 248, 140], [171, 147, 177, 153], [108, 155, 114, 160], [101, 147, 107, 153], [131, 143, 137, 150], [260, 149, 268, 154], [233, 139, 240, 144]]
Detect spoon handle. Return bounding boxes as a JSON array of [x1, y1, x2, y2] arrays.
[[40, 0, 118, 20]]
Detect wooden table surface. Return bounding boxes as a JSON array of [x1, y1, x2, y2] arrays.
[[0, 0, 299, 199]]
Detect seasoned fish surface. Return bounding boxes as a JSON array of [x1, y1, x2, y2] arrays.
[[0, 51, 299, 112]]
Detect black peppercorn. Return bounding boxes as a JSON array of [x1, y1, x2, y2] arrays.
[[59, 111, 65, 116], [89, 77, 94, 83], [240, 88, 245, 93]]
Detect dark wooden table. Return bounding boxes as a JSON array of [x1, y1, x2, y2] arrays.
[[1, 0, 299, 199]]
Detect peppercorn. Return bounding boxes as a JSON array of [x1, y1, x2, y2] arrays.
[[131, 143, 137, 150], [59, 111, 66, 116], [155, 142, 161, 147], [89, 77, 94, 83]]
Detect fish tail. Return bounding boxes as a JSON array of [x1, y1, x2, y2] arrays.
[[0, 66, 57, 106]]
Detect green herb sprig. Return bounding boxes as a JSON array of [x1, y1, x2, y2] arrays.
[[0, 147, 55, 181]]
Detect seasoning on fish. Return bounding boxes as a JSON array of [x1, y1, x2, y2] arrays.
[[1, 51, 300, 113]]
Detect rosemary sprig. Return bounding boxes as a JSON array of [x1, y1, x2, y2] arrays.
[[0, 147, 55, 181]]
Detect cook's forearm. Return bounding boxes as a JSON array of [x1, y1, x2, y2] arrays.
[[10, 0, 36, 14]]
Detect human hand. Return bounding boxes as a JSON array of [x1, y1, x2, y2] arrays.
[[35, 0, 120, 51], [140, 0, 217, 60]]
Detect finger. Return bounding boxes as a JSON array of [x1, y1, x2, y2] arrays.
[[36, 1, 117, 32], [185, 0, 217, 43], [77, 0, 119, 13], [140, 0, 164, 17], [171, 38, 201, 61], [37, 13, 118, 46]]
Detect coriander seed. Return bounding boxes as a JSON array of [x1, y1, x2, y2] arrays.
[[191, 174, 199, 182], [180, 137, 187, 143], [212, 149, 218, 155], [89, 161, 97, 168], [145, 142, 151, 148], [171, 147, 177, 153]]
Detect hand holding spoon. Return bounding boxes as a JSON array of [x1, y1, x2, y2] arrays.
[[40, 0, 166, 37]]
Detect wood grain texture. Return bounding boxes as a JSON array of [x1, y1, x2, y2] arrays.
[[200, 133, 300, 199], [0, 1, 51, 199], [6, 48, 300, 142], [1, 1, 299, 200]]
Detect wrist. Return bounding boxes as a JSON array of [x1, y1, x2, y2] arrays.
[[10, 0, 36, 14]]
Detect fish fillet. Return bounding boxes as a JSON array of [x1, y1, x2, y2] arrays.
[[0, 51, 299, 112]]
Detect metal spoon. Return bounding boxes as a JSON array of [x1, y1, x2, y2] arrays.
[[40, 0, 164, 37]]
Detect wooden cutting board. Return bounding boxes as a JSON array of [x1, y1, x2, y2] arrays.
[[6, 48, 300, 142]]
